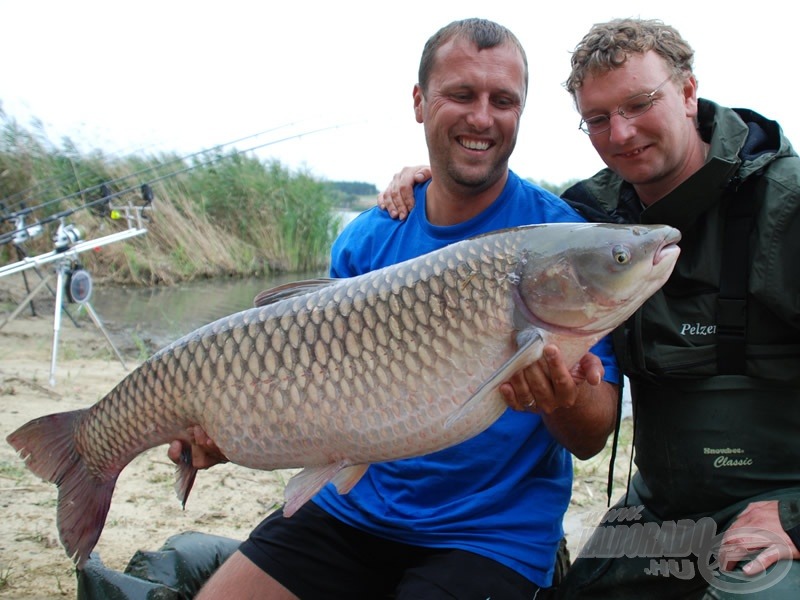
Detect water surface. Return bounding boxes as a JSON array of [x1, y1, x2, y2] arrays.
[[90, 209, 363, 351], [92, 271, 323, 352]]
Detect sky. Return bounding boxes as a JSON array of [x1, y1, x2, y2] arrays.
[[1, 0, 796, 191]]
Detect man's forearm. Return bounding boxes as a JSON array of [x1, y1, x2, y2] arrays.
[[542, 382, 618, 459]]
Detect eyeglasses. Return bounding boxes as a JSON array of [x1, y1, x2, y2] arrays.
[[578, 78, 672, 135]]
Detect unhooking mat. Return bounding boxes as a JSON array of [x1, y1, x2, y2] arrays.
[[76, 531, 240, 600]]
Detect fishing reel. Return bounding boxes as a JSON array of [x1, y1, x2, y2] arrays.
[[65, 263, 93, 304], [11, 214, 44, 245], [53, 222, 82, 252]]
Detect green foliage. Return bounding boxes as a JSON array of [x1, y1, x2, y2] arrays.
[[0, 115, 123, 217], [0, 112, 344, 281], [0, 565, 11, 590], [177, 153, 339, 271], [129, 331, 152, 362]]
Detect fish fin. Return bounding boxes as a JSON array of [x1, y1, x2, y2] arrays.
[[330, 463, 369, 494], [253, 278, 338, 307], [445, 328, 546, 428], [174, 446, 198, 509], [6, 409, 117, 569], [283, 462, 367, 517]]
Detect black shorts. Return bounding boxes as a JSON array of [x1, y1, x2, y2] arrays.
[[239, 501, 542, 599]]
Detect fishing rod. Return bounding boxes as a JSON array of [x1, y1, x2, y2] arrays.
[[0, 136, 167, 215], [0, 185, 149, 248], [0, 219, 150, 280], [0, 122, 346, 248], [129, 122, 347, 190], [0, 192, 154, 385], [0, 120, 304, 223]]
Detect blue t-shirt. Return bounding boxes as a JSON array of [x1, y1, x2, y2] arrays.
[[314, 171, 619, 587]]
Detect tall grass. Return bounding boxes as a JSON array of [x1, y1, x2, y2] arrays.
[[0, 111, 340, 284]]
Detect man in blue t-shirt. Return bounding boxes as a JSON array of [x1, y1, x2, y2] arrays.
[[173, 18, 619, 599]]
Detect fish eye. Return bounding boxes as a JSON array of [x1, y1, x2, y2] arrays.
[[612, 245, 631, 265]]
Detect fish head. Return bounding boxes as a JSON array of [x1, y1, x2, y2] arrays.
[[513, 223, 681, 335]]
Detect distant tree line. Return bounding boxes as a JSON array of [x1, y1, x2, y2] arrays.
[[528, 178, 581, 197], [323, 181, 379, 209]]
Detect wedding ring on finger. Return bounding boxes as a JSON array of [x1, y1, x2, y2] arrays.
[[525, 398, 536, 410]]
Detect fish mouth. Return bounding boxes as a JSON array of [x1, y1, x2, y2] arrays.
[[654, 228, 682, 265]]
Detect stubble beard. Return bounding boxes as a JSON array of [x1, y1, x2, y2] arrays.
[[446, 151, 511, 194]]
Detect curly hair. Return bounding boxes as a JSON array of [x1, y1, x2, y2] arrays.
[[565, 18, 694, 96]]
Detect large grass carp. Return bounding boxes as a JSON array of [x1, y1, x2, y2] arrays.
[[7, 222, 680, 567]]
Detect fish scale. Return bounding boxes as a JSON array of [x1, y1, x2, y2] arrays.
[[7, 222, 681, 567], [100, 244, 498, 469]]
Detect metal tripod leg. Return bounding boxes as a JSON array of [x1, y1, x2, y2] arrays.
[[46, 263, 128, 385], [0, 264, 79, 331], [49, 267, 66, 386], [15, 245, 37, 317], [82, 301, 128, 371], [0, 274, 52, 331]]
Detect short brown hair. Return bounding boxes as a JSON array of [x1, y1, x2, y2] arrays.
[[418, 18, 528, 97]]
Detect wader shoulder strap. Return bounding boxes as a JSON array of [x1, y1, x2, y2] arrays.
[[606, 325, 634, 506], [717, 176, 758, 374]]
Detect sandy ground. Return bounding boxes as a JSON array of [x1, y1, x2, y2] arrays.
[[0, 300, 632, 599]]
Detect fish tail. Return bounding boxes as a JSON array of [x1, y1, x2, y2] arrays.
[[6, 409, 117, 568]]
